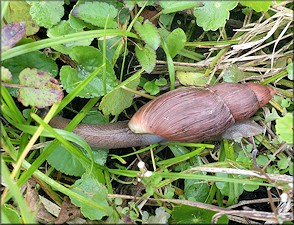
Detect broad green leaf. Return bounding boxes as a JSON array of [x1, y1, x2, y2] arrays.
[[171, 205, 228, 224], [223, 65, 245, 83], [240, 1, 272, 12], [277, 157, 291, 170], [243, 183, 259, 192], [28, 1, 64, 28], [71, 174, 112, 220], [47, 20, 93, 54], [143, 80, 160, 95], [286, 63, 293, 80], [1, 22, 26, 52], [134, 21, 160, 50], [72, 2, 118, 28], [166, 28, 186, 58], [69, 0, 96, 30], [1, 204, 22, 224], [275, 113, 293, 144], [154, 77, 167, 86], [184, 179, 209, 202], [60, 46, 117, 98], [99, 70, 142, 115], [4, 1, 39, 36], [2, 51, 58, 96], [160, 1, 201, 14], [90, 150, 109, 165], [18, 68, 64, 108], [1, 67, 12, 82], [176, 71, 212, 85], [194, 1, 238, 31], [256, 155, 269, 167], [135, 44, 156, 73], [47, 144, 86, 176]]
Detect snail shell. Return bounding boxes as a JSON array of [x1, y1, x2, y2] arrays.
[[128, 83, 275, 142]]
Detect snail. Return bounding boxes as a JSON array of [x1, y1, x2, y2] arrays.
[[47, 83, 275, 149]]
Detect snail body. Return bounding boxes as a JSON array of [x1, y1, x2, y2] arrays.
[[48, 83, 275, 149], [47, 116, 166, 149]]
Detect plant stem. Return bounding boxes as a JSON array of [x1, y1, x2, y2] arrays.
[[121, 86, 155, 99]]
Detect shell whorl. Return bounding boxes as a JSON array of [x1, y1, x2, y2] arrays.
[[128, 83, 275, 142]]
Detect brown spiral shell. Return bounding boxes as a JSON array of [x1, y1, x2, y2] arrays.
[[128, 83, 275, 142]]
